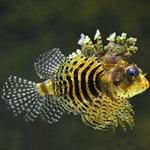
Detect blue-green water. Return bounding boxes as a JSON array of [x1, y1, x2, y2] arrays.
[[0, 0, 150, 149]]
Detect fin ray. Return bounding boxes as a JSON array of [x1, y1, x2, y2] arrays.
[[34, 48, 66, 79], [40, 96, 65, 124]]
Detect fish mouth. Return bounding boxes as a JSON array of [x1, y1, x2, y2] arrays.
[[139, 76, 149, 93], [131, 75, 149, 96]]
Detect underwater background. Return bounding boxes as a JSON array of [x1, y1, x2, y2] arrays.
[[0, 0, 150, 150]]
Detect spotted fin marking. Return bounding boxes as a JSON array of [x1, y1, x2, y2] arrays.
[[40, 96, 65, 124], [34, 48, 66, 79], [2, 76, 43, 121], [2, 76, 65, 123]]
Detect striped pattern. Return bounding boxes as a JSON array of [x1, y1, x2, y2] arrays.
[[2, 30, 147, 131], [56, 55, 104, 114]]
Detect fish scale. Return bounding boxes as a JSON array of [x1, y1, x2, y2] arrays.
[[2, 29, 149, 131]]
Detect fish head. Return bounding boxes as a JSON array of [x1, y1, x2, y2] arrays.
[[108, 60, 149, 99]]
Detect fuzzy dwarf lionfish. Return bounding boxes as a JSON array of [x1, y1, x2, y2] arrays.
[[2, 30, 149, 131]]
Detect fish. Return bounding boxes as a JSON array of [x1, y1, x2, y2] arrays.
[[2, 30, 149, 131]]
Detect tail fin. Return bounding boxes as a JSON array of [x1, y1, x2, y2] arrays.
[[2, 76, 43, 121], [2, 76, 65, 123]]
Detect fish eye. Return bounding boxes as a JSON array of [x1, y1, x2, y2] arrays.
[[127, 67, 139, 76]]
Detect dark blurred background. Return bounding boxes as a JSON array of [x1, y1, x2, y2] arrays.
[[0, 0, 150, 150]]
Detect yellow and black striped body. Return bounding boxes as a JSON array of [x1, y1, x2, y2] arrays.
[[55, 53, 104, 115]]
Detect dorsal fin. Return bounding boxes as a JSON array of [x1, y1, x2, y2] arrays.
[[78, 30, 104, 59], [34, 48, 66, 79], [105, 32, 138, 59]]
